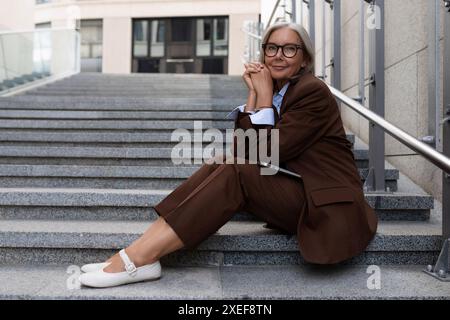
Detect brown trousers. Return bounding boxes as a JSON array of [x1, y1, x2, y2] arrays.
[[153, 160, 306, 250]]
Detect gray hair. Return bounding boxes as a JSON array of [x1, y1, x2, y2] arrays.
[[259, 22, 315, 81]]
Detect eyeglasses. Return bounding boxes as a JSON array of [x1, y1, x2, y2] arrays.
[[262, 43, 304, 58]]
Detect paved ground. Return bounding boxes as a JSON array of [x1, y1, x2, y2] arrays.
[[1, 264, 449, 300]]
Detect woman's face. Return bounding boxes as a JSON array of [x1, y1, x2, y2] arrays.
[[264, 28, 308, 81]]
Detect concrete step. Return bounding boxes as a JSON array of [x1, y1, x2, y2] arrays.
[[48, 75, 243, 85], [0, 119, 232, 130], [30, 84, 246, 91], [25, 90, 246, 97], [0, 146, 368, 167], [0, 218, 442, 266], [0, 96, 244, 110], [0, 264, 448, 300], [40, 85, 244, 91], [0, 164, 398, 191], [0, 110, 232, 120], [24, 90, 246, 98], [0, 131, 356, 148], [52, 73, 242, 82], [0, 188, 432, 221]]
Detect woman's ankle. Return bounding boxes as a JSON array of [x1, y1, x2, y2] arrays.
[[125, 246, 159, 267]]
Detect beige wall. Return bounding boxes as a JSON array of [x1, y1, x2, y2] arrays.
[[102, 17, 131, 74], [229, 13, 260, 75], [337, 0, 445, 201], [0, 0, 35, 31], [34, 0, 260, 75]]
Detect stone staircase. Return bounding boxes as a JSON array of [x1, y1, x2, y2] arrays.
[[0, 73, 447, 299]]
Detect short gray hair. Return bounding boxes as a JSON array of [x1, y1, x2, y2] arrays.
[[259, 22, 315, 78]]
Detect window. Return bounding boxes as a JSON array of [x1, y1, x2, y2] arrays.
[[150, 20, 165, 57], [133, 20, 148, 57], [80, 19, 103, 59], [171, 19, 192, 42], [196, 19, 211, 56], [213, 18, 228, 56]]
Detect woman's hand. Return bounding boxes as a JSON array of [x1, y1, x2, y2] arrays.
[[250, 64, 273, 109], [242, 62, 265, 113], [243, 62, 264, 93]]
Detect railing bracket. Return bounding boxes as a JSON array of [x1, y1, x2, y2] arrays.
[[424, 239, 450, 281], [444, 0, 450, 12]]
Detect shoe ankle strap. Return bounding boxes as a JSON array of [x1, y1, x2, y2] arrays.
[[119, 249, 137, 277]]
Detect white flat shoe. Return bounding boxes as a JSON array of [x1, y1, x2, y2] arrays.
[[78, 249, 161, 288], [80, 262, 111, 273]]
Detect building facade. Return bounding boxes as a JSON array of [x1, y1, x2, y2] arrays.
[[32, 0, 260, 75]]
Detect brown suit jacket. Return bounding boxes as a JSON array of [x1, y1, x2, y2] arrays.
[[233, 71, 378, 265]]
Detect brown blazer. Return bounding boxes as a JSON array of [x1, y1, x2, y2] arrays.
[[233, 71, 378, 265]]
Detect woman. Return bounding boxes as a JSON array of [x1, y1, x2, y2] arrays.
[[78, 22, 378, 288]]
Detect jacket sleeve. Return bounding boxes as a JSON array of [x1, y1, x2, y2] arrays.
[[232, 81, 334, 163]]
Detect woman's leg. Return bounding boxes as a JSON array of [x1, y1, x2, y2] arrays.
[[103, 216, 183, 272], [103, 158, 226, 272], [103, 160, 305, 273]]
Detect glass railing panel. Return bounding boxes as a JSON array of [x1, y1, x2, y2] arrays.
[[0, 28, 80, 92]]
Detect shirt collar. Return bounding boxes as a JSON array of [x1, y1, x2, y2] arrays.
[[276, 82, 290, 97]]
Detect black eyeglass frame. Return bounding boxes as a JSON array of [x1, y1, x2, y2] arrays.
[[262, 43, 304, 58]]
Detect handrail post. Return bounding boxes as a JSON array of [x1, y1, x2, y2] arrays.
[[423, 0, 440, 149], [292, 0, 297, 23], [309, 0, 315, 50], [442, 0, 450, 242], [332, 0, 341, 91], [321, 0, 326, 80], [358, 0, 365, 104], [366, 0, 385, 193], [424, 0, 450, 281]]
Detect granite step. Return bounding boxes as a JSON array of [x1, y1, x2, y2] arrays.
[[29, 84, 248, 93], [0, 188, 432, 221], [0, 146, 368, 167], [24, 91, 247, 98], [0, 218, 442, 266], [25, 89, 245, 95], [0, 264, 449, 300], [0, 97, 245, 110], [0, 110, 232, 120], [0, 95, 245, 111], [0, 119, 233, 130], [0, 165, 398, 192], [0, 131, 355, 149], [49, 74, 243, 82]]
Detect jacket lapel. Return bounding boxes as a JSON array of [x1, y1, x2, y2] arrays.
[[278, 71, 311, 118]]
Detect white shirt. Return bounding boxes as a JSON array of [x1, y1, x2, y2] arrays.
[[226, 82, 290, 126]]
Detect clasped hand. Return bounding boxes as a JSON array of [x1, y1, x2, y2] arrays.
[[242, 62, 273, 110]]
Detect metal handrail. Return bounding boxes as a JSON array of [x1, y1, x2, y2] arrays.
[[267, 0, 283, 28], [327, 84, 450, 174]]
